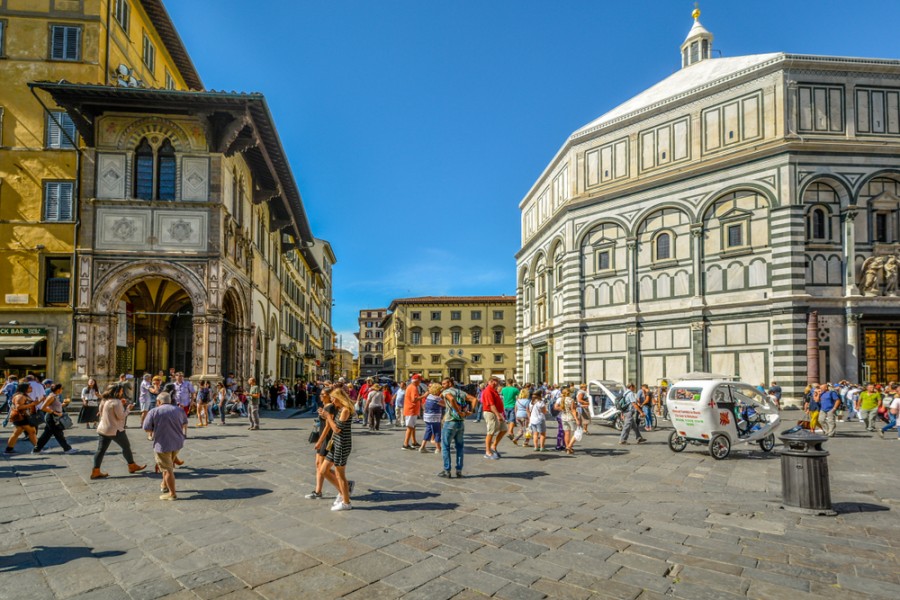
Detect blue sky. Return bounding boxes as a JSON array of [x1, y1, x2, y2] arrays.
[[166, 0, 900, 354]]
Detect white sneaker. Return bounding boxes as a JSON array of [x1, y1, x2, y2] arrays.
[[64, 448, 78, 454], [331, 502, 352, 512]]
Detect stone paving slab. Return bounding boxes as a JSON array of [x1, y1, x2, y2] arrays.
[[1, 411, 900, 599]]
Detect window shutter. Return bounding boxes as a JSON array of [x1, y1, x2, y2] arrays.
[[65, 27, 80, 60], [62, 114, 77, 148], [47, 113, 61, 148], [44, 183, 59, 221], [51, 26, 65, 59], [59, 183, 73, 220]]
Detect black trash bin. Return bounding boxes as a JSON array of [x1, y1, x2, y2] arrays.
[[778, 429, 836, 516]]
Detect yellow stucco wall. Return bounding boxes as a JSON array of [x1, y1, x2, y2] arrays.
[[0, 0, 195, 384]]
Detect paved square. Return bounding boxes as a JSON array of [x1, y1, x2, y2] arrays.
[[2, 412, 900, 599]]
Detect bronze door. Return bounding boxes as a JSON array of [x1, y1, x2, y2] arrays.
[[863, 327, 900, 384]]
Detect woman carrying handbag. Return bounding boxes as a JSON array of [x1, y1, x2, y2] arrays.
[[33, 383, 77, 454], [80, 378, 101, 429], [91, 384, 146, 479]]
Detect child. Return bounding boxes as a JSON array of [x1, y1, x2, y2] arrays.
[[529, 391, 548, 451]]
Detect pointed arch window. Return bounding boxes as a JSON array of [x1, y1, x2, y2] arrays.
[[812, 208, 827, 240], [133, 136, 178, 200], [134, 138, 154, 199], [157, 139, 176, 200]]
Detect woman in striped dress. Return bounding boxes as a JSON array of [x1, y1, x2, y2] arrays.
[[316, 387, 355, 511]]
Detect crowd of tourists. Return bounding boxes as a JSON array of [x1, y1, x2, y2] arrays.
[[801, 380, 900, 439]]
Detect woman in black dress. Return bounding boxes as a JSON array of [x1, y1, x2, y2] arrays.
[[305, 388, 336, 500], [306, 387, 354, 511]]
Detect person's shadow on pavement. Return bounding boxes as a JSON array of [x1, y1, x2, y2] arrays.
[[0, 545, 125, 572]]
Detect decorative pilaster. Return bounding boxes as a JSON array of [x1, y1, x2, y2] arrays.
[[690, 320, 706, 373], [626, 326, 638, 385], [626, 238, 638, 308], [690, 225, 704, 300], [844, 209, 860, 296], [845, 311, 861, 383]]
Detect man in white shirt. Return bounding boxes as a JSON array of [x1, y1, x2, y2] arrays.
[[880, 394, 900, 439]]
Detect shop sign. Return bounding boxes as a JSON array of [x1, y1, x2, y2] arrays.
[[0, 327, 47, 336]]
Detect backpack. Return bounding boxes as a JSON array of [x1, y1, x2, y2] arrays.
[[615, 394, 630, 412]]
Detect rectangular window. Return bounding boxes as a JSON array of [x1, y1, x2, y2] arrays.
[[450, 311, 461, 320], [431, 331, 441, 345], [493, 330, 503, 344], [165, 70, 175, 90], [411, 331, 421, 345], [472, 354, 481, 363], [44, 257, 71, 305], [470, 310, 481, 320], [46, 111, 77, 149], [142, 32, 156, 72], [114, 0, 131, 32], [431, 311, 441, 321], [451, 331, 461, 344], [726, 223, 744, 248], [0, 20, 6, 57], [411, 311, 421, 320], [43, 181, 74, 221], [596, 249, 611, 271], [411, 354, 421, 364], [50, 25, 81, 61], [876, 213, 888, 243], [472, 330, 481, 344], [493, 354, 503, 364], [493, 310, 504, 320], [431, 354, 441, 364]]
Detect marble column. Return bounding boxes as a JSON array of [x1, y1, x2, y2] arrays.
[[626, 326, 638, 385], [690, 225, 704, 301], [845, 311, 861, 383], [626, 238, 638, 308], [844, 209, 860, 295]]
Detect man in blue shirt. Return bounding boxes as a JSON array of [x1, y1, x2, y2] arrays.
[[818, 384, 841, 437], [142, 392, 187, 501]]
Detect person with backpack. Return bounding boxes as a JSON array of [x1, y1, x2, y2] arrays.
[[618, 383, 646, 445], [1, 375, 19, 428], [438, 378, 475, 478]]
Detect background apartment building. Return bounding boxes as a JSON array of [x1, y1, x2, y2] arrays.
[[382, 296, 516, 384], [356, 308, 386, 378]]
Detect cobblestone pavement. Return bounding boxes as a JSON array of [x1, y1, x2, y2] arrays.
[[2, 410, 900, 600]]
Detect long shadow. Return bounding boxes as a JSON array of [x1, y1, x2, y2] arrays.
[[469, 470, 548, 480], [0, 546, 125, 572], [188, 487, 273, 501], [354, 502, 459, 512], [833, 502, 890, 514], [512, 453, 564, 460], [0, 463, 58, 478], [571, 449, 629, 458], [179, 467, 265, 478], [353, 490, 441, 503]]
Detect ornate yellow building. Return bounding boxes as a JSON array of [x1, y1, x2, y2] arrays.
[[1, 1, 333, 391], [382, 296, 516, 383], [0, 0, 201, 386]]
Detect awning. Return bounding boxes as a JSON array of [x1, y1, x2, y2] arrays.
[[0, 335, 45, 350]]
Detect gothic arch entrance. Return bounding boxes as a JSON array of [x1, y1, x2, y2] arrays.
[[221, 287, 247, 379]]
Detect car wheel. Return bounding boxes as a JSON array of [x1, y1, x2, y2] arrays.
[[709, 434, 731, 460], [668, 430, 687, 452], [759, 434, 775, 452]]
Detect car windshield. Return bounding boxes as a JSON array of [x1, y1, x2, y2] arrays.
[[669, 386, 703, 401]]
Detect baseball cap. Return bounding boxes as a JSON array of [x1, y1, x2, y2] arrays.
[[42, 379, 53, 386], [338, 377, 346, 383], [411, 373, 422, 380]]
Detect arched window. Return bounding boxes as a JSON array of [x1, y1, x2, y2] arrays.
[[364, 343, 372, 352], [363, 355, 373, 366], [133, 136, 178, 200], [655, 232, 671, 261], [375, 342, 382, 352], [812, 208, 827, 240], [157, 139, 176, 200], [134, 138, 154, 200]]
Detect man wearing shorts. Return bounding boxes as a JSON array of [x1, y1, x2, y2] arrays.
[[482, 376, 506, 459], [402, 374, 422, 450], [500, 379, 519, 440], [142, 392, 187, 501]]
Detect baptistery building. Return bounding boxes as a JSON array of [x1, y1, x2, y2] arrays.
[[516, 10, 900, 400]]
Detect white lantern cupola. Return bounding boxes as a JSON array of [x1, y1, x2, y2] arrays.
[[681, 6, 713, 68]]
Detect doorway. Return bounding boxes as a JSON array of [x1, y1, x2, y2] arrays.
[[535, 348, 548, 384], [863, 325, 900, 383]]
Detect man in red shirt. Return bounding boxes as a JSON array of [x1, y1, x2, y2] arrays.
[[481, 376, 506, 459], [402, 374, 422, 450]]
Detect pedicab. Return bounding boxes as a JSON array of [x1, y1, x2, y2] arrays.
[[586, 380, 654, 430], [665, 375, 780, 459]]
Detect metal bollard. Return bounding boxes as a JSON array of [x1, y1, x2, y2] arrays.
[[778, 429, 836, 516]]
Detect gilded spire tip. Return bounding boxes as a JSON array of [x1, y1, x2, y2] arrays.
[[692, 2, 700, 20]]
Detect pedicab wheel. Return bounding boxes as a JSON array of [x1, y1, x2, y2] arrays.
[[759, 434, 775, 452], [668, 430, 687, 452], [613, 418, 623, 431], [708, 434, 731, 460]]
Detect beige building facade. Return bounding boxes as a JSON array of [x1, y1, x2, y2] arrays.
[[382, 296, 516, 383], [356, 308, 385, 378]]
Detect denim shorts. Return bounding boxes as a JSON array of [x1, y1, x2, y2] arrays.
[[424, 421, 442, 441], [529, 422, 546, 434], [504, 408, 516, 421]]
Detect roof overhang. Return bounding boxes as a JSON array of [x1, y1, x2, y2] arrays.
[[138, 0, 203, 90], [29, 82, 317, 269]]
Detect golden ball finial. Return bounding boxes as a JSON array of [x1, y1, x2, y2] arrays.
[[692, 7, 701, 20]]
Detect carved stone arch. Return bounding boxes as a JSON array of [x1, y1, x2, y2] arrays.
[[799, 174, 853, 209], [853, 169, 900, 199], [518, 265, 530, 286], [634, 203, 695, 234], [222, 283, 250, 324], [547, 234, 566, 257], [574, 216, 630, 249], [531, 251, 547, 275], [91, 260, 207, 314], [117, 117, 193, 152], [697, 184, 776, 222]]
